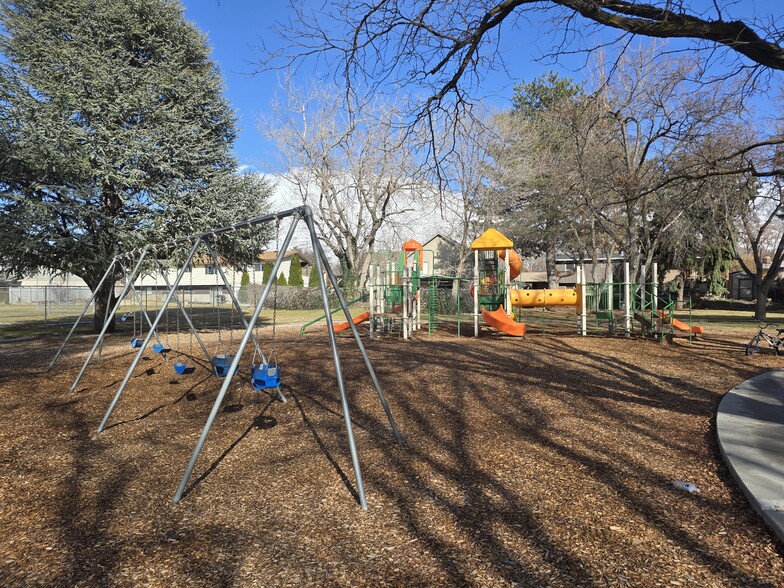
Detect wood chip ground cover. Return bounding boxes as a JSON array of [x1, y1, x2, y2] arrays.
[[0, 326, 782, 587]]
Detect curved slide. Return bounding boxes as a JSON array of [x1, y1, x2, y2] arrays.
[[657, 311, 705, 335], [498, 249, 522, 280], [331, 311, 370, 333], [481, 306, 526, 337]]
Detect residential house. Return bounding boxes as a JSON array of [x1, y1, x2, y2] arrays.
[[421, 234, 463, 277], [13, 248, 317, 304]]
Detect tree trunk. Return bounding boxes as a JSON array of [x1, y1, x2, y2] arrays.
[[91, 276, 118, 334], [754, 281, 771, 321], [545, 247, 560, 289], [676, 275, 685, 311]]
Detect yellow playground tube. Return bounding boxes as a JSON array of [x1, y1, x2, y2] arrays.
[[510, 287, 577, 308]]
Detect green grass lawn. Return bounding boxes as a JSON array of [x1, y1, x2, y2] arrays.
[[3, 298, 783, 340], [0, 304, 335, 340]]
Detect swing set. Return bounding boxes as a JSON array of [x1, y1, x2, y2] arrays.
[[50, 206, 403, 510]]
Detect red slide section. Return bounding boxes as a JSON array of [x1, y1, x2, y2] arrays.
[[481, 306, 526, 337], [331, 311, 371, 333]]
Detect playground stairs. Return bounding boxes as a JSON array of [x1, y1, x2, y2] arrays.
[[633, 311, 661, 338]]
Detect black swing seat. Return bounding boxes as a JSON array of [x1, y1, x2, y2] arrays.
[[211, 354, 237, 378]]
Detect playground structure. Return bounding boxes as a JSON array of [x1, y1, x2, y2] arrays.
[[364, 241, 430, 340], [50, 206, 403, 510], [299, 227, 703, 342], [470, 228, 704, 340], [471, 229, 577, 337], [575, 262, 704, 340]]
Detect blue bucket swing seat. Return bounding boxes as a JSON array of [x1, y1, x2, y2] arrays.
[[250, 362, 280, 390], [211, 354, 237, 378]]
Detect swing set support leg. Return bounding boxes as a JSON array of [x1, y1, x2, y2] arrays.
[[70, 249, 150, 393], [97, 238, 202, 433], [154, 259, 212, 364], [305, 213, 404, 448], [305, 212, 370, 510], [49, 257, 118, 372], [173, 216, 300, 503]]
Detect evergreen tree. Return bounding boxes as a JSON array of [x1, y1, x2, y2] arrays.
[[288, 254, 304, 287], [308, 267, 321, 289], [238, 270, 250, 304], [277, 273, 288, 286], [488, 72, 584, 288], [262, 261, 273, 283], [0, 0, 270, 331]]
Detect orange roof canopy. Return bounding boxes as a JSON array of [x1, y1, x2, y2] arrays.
[[471, 228, 513, 251]]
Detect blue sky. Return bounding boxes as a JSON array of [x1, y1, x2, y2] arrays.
[[181, 1, 782, 171], [180, 1, 577, 171]]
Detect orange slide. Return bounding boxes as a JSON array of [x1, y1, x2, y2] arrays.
[[498, 249, 522, 280], [331, 311, 371, 333], [481, 306, 526, 337], [657, 311, 705, 335]]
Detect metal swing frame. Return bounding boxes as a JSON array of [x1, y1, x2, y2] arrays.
[[54, 206, 403, 510]]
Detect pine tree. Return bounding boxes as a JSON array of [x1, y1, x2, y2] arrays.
[[0, 0, 271, 331], [288, 255, 304, 287], [238, 271, 251, 304], [308, 267, 321, 289], [277, 274, 288, 286], [262, 261, 273, 283]]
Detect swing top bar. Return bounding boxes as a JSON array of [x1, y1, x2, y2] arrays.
[[118, 206, 307, 259]]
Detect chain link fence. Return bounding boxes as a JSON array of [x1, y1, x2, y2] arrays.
[[1, 286, 96, 334]]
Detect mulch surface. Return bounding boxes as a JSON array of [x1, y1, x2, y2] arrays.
[[1, 324, 783, 587]]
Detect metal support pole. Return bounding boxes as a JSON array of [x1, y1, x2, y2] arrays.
[[504, 249, 512, 315], [416, 283, 421, 332], [576, 264, 582, 334], [652, 262, 658, 314], [154, 259, 212, 363], [624, 261, 631, 337], [304, 209, 404, 504], [96, 239, 202, 432], [369, 264, 376, 338], [49, 257, 118, 371], [70, 250, 149, 392], [173, 219, 300, 503], [402, 265, 409, 340], [640, 264, 647, 310], [580, 263, 587, 336], [312, 241, 402, 440], [474, 250, 479, 337]]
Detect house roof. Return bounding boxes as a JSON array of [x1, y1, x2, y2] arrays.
[[190, 248, 314, 267], [256, 249, 314, 265], [422, 233, 460, 249]]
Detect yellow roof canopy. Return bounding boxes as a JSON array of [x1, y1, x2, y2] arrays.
[[470, 228, 513, 251]]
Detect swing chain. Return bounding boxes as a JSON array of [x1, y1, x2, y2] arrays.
[[269, 216, 280, 366]]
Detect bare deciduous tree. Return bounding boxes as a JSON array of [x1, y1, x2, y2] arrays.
[[555, 49, 744, 280], [261, 83, 421, 288], [264, 1, 784, 175], [729, 177, 784, 320]]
